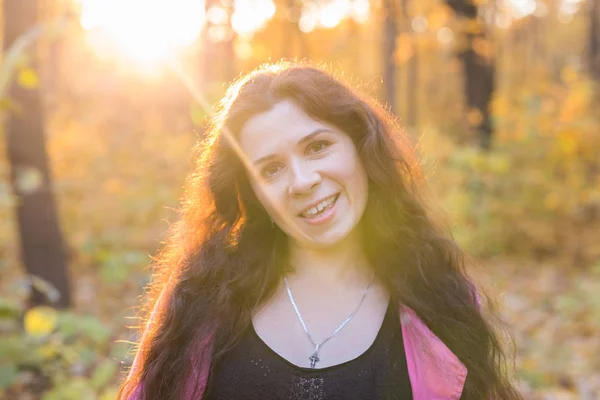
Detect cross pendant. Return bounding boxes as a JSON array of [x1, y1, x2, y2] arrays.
[[309, 351, 320, 368]]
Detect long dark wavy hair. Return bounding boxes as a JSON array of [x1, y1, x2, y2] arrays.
[[118, 62, 522, 400]]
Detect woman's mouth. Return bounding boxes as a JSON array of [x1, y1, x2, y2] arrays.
[[299, 193, 340, 221]]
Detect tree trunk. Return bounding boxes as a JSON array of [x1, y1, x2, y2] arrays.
[[223, 3, 236, 83], [446, 0, 495, 149], [401, 0, 418, 127], [383, 0, 398, 115], [459, 43, 495, 149], [591, 0, 600, 80], [3, 0, 72, 308]]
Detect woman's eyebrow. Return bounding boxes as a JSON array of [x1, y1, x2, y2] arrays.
[[252, 128, 332, 166], [297, 128, 332, 145]]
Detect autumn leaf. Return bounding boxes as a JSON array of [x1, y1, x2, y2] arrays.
[[24, 306, 58, 337], [99, 386, 119, 400], [428, 5, 451, 30], [467, 107, 484, 126], [17, 67, 39, 89], [394, 33, 413, 65], [472, 37, 494, 60], [491, 96, 510, 118], [544, 193, 561, 210], [460, 19, 483, 35], [560, 66, 578, 84]]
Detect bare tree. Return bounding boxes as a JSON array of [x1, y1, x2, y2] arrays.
[[201, 0, 236, 85], [591, 0, 600, 80], [383, 0, 398, 115], [401, 0, 418, 127], [446, 0, 496, 149], [3, 0, 72, 308]]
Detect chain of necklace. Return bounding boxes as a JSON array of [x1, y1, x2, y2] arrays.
[[283, 272, 376, 368]]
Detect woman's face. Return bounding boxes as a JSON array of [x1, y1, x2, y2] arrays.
[[239, 99, 369, 248]]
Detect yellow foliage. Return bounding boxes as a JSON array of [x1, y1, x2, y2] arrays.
[[461, 19, 483, 35], [557, 130, 578, 156], [537, 115, 555, 134], [472, 37, 494, 60], [559, 85, 590, 123], [541, 98, 556, 113], [24, 306, 58, 337], [394, 34, 414, 65], [453, 33, 471, 53], [38, 343, 60, 360], [466, 107, 483, 126], [491, 95, 510, 118], [487, 154, 511, 174], [560, 66, 579, 85], [99, 387, 119, 400], [427, 5, 451, 30], [544, 193, 561, 211], [17, 67, 40, 89], [104, 178, 123, 194]]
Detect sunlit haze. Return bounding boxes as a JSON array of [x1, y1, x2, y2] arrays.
[[80, 0, 205, 62], [506, 0, 582, 19], [231, 0, 276, 36], [80, 0, 370, 63]]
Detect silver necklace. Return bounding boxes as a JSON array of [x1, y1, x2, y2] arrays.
[[283, 272, 376, 368]]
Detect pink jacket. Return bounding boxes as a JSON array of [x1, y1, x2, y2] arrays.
[[128, 303, 468, 400]]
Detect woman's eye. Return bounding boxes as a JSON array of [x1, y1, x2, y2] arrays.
[[260, 164, 282, 178], [307, 141, 330, 154]]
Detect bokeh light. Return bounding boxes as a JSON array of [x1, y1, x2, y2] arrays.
[[231, 0, 276, 36], [299, 0, 371, 34], [80, 0, 205, 62]]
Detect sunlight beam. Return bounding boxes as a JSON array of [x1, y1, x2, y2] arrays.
[[80, 0, 205, 63]]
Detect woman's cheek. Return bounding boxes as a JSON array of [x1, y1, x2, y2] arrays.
[[257, 182, 286, 217]]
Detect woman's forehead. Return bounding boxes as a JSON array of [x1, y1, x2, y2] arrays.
[[239, 100, 333, 157]]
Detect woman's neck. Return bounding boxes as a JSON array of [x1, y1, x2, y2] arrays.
[[285, 230, 373, 292]]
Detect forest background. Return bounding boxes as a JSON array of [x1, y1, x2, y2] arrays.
[[1, 0, 599, 399]]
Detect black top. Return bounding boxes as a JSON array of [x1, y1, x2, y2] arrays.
[[204, 300, 413, 399]]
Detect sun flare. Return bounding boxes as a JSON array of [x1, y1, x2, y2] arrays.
[[80, 0, 206, 62], [79, 0, 370, 65]]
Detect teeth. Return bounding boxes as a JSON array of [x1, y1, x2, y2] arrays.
[[301, 195, 337, 217]]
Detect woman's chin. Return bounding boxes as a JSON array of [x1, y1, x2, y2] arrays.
[[293, 221, 358, 250]]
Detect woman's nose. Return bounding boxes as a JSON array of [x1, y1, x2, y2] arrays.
[[287, 161, 320, 196]]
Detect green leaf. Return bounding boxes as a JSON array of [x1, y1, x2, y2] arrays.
[[0, 335, 42, 366], [110, 341, 133, 363], [0, 298, 21, 320], [591, 261, 600, 276], [57, 312, 78, 339], [79, 316, 111, 345], [42, 377, 96, 400], [91, 360, 118, 390], [0, 364, 18, 389], [99, 385, 119, 400], [76, 346, 98, 368], [99, 254, 129, 285]]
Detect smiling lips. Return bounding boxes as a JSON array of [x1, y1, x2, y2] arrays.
[[299, 194, 339, 219]]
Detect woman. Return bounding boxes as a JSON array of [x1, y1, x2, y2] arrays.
[[118, 62, 522, 400]]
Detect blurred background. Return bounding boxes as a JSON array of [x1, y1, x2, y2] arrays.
[[0, 0, 599, 398]]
